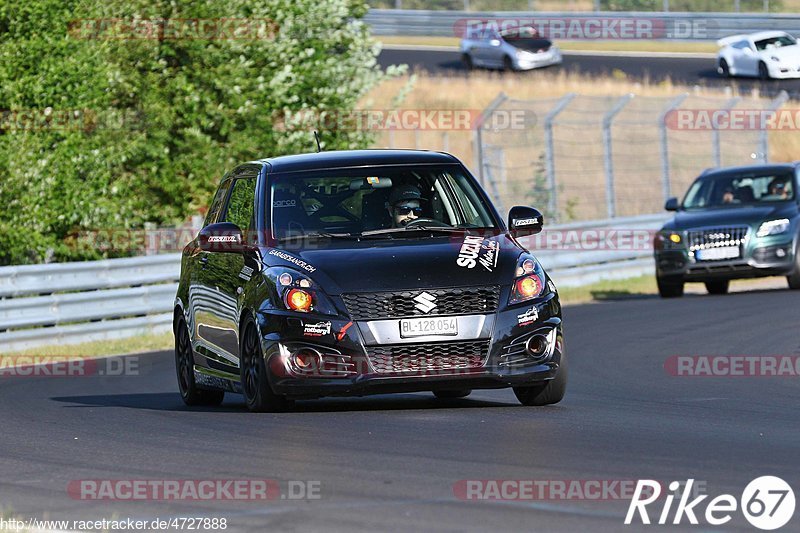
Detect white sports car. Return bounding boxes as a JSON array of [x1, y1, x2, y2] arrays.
[[717, 31, 800, 80]]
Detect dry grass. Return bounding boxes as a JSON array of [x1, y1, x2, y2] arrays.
[[364, 71, 800, 219]]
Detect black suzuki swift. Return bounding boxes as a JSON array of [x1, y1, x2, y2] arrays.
[[174, 150, 566, 411]]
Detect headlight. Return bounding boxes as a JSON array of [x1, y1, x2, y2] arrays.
[[654, 231, 683, 250], [264, 266, 338, 315], [771, 55, 781, 62], [756, 218, 790, 237], [509, 254, 547, 305]]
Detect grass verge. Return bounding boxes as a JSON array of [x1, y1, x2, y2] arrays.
[[3, 331, 173, 359]]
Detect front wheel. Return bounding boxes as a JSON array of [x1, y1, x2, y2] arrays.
[[513, 352, 567, 406], [502, 55, 515, 71], [657, 276, 684, 298], [758, 61, 771, 81], [462, 53, 473, 70], [240, 320, 294, 413], [705, 280, 730, 295], [175, 318, 225, 407], [787, 244, 800, 289]]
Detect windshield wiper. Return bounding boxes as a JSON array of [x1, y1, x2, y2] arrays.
[[277, 232, 360, 243]]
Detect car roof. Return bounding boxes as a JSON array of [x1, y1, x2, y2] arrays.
[[747, 30, 791, 42], [700, 162, 798, 180], [255, 149, 460, 174]]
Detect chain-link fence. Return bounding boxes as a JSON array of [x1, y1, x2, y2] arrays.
[[374, 90, 790, 222]]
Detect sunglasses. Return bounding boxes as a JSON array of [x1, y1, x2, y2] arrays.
[[394, 205, 423, 216]]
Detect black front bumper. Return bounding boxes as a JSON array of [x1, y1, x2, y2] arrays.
[[655, 243, 796, 281]]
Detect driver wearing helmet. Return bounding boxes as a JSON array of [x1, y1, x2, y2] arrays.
[[387, 184, 426, 228]]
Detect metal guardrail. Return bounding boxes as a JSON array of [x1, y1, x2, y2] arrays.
[[366, 9, 800, 40], [0, 214, 667, 351]]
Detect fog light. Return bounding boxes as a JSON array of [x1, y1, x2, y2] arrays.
[[292, 348, 321, 371], [525, 335, 548, 358], [777, 248, 787, 258]]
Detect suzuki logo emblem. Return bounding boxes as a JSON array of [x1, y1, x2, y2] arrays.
[[413, 292, 437, 314]]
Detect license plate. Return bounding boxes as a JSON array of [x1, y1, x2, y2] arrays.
[[696, 247, 740, 261], [399, 317, 458, 338]]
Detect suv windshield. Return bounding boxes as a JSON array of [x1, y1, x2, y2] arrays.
[[269, 164, 498, 240], [682, 171, 795, 210]]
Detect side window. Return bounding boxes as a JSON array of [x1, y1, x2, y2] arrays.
[[223, 177, 257, 231], [204, 180, 232, 227]]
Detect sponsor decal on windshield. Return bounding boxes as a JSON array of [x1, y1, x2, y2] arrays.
[[268, 249, 316, 273], [457, 235, 500, 272], [273, 199, 296, 207]]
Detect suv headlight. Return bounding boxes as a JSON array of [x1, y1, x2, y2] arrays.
[[509, 254, 548, 305], [264, 266, 338, 315], [756, 218, 790, 237], [654, 231, 683, 250]]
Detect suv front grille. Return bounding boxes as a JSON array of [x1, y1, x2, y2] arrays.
[[367, 340, 490, 375], [342, 286, 499, 320], [687, 226, 749, 252]]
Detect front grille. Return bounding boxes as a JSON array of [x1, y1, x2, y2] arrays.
[[367, 340, 490, 374], [342, 286, 499, 320], [687, 226, 749, 252]]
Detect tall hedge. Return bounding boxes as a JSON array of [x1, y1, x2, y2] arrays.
[[0, 0, 395, 264]]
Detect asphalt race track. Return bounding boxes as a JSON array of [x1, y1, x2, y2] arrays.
[[378, 47, 800, 99], [2, 288, 799, 531]]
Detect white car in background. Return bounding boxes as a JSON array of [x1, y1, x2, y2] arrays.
[[717, 31, 800, 80], [460, 26, 562, 72]]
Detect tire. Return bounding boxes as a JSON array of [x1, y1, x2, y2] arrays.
[[657, 276, 684, 298], [705, 280, 730, 295], [719, 59, 730, 77], [462, 53, 473, 70], [174, 318, 225, 407], [240, 320, 294, 413], [513, 351, 567, 406], [433, 389, 472, 399], [786, 244, 800, 289], [502, 55, 515, 72], [758, 61, 771, 81]]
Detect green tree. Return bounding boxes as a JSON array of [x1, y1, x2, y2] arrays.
[[0, 0, 398, 264]]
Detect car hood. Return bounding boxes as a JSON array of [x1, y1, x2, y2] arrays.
[[663, 203, 798, 231], [265, 233, 525, 294]]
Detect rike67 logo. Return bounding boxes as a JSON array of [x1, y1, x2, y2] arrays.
[[625, 477, 795, 530]]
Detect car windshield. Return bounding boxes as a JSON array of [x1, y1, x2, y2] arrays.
[[755, 35, 796, 50], [269, 165, 498, 240], [682, 171, 795, 210]]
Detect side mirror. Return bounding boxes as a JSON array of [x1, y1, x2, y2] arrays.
[[198, 222, 244, 253], [508, 206, 544, 237], [664, 197, 679, 211]]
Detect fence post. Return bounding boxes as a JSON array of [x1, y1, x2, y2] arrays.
[[713, 97, 740, 167], [659, 93, 688, 203], [759, 90, 788, 163], [544, 93, 576, 223], [474, 92, 508, 189], [602, 94, 634, 219]]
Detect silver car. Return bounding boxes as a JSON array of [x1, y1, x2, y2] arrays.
[[460, 26, 562, 71]]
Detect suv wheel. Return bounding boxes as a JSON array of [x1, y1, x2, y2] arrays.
[[175, 317, 225, 407], [513, 352, 567, 406], [240, 320, 294, 413], [705, 280, 730, 295], [787, 244, 800, 289], [657, 276, 684, 298]]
